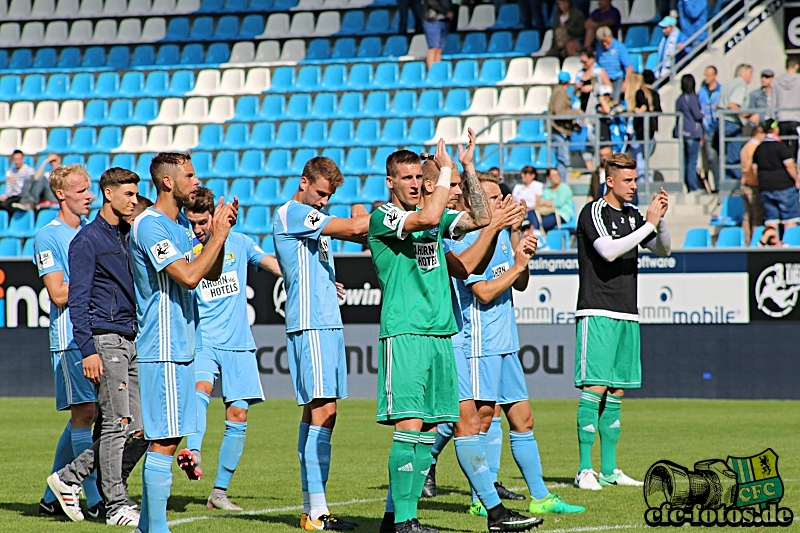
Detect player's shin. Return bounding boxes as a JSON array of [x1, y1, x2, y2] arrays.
[[509, 430, 548, 500], [577, 390, 602, 472], [306, 425, 333, 520], [214, 420, 247, 490], [298, 422, 310, 515], [186, 390, 210, 453], [599, 394, 621, 475], [454, 435, 502, 510], [411, 432, 436, 515], [486, 418, 503, 483], [388, 431, 419, 523], [142, 451, 173, 533]]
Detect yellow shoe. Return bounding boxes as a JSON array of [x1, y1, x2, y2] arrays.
[[300, 513, 309, 529], [302, 514, 358, 531]]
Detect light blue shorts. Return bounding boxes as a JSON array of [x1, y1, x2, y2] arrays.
[[195, 346, 264, 404], [469, 353, 529, 404], [453, 341, 473, 402], [53, 349, 97, 411], [286, 329, 348, 406], [139, 360, 197, 440]]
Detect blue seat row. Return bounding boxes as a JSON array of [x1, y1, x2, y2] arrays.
[[0, 209, 59, 240], [335, 9, 416, 36], [163, 15, 265, 42], [304, 35, 410, 61], [442, 30, 542, 58], [184, 0, 299, 14], [624, 24, 661, 53]]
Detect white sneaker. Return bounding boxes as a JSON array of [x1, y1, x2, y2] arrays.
[[599, 468, 644, 486], [207, 491, 243, 510], [573, 468, 602, 490], [106, 505, 140, 526], [46, 472, 84, 521]]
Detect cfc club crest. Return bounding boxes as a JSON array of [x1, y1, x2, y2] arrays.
[[727, 449, 783, 508]]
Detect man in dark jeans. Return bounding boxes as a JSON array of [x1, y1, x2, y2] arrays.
[[753, 121, 800, 233], [46, 168, 147, 527], [397, 0, 423, 35]]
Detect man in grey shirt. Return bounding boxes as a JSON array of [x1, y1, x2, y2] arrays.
[[774, 57, 800, 158], [1, 150, 34, 213], [717, 64, 753, 180]]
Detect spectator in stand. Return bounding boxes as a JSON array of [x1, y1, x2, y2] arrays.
[[758, 226, 784, 247], [699, 65, 722, 190], [1, 150, 34, 213], [740, 125, 766, 244], [512, 165, 543, 225], [549, 71, 582, 179], [675, 74, 704, 194], [12, 153, 60, 211], [532, 168, 574, 232], [488, 166, 512, 198], [753, 120, 799, 233], [677, 0, 707, 52], [654, 16, 686, 79], [584, 0, 621, 48], [421, 0, 453, 67], [716, 64, 754, 180], [397, 0, 423, 35], [595, 26, 633, 104], [549, 0, 585, 60], [575, 48, 611, 112], [748, 70, 776, 125], [629, 70, 661, 188], [587, 145, 613, 202], [774, 57, 800, 158], [517, 0, 545, 33]]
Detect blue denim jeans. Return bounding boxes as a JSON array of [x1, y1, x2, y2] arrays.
[[551, 130, 570, 179], [684, 138, 701, 192]]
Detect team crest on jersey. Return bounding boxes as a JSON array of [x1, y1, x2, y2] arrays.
[[151, 239, 178, 264], [36, 250, 54, 270], [501, 242, 508, 255], [224, 252, 236, 266], [629, 215, 637, 230], [319, 237, 330, 262], [428, 227, 439, 237], [414, 241, 439, 270], [383, 208, 401, 230], [304, 210, 324, 230]]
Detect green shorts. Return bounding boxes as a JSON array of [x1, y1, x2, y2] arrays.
[[574, 316, 641, 389], [377, 334, 459, 424]]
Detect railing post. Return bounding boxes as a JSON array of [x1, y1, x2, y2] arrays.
[[499, 117, 505, 177], [719, 111, 726, 184]]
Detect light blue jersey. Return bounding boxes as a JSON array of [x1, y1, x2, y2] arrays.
[[130, 208, 198, 363], [442, 238, 464, 345], [196, 231, 267, 351], [273, 200, 342, 333], [449, 230, 520, 357], [34, 217, 83, 352]]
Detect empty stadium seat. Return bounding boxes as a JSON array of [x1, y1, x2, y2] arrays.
[[716, 226, 745, 247], [683, 228, 712, 248], [240, 205, 272, 234], [710, 196, 745, 226]]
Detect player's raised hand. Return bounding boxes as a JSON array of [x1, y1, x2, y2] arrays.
[[521, 234, 538, 256], [228, 196, 239, 226], [513, 235, 535, 269], [433, 137, 454, 171], [645, 194, 662, 226], [657, 187, 668, 217], [212, 197, 235, 239], [488, 195, 515, 232], [457, 128, 476, 168], [511, 199, 527, 231]]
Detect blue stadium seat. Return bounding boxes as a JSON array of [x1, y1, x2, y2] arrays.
[[491, 4, 522, 29], [107, 46, 130, 69], [143, 71, 169, 97], [380, 119, 407, 145], [97, 126, 122, 152], [644, 53, 658, 71], [46, 128, 70, 153], [545, 229, 570, 250], [132, 45, 156, 67], [0, 238, 21, 256], [782, 226, 800, 246], [363, 91, 389, 117], [108, 99, 133, 125], [82, 100, 108, 126], [384, 35, 408, 58], [514, 30, 541, 55], [58, 47, 82, 68], [248, 0, 273, 10], [205, 178, 229, 199], [156, 44, 181, 66], [487, 32, 514, 54], [211, 151, 239, 179], [417, 90, 443, 116], [119, 72, 145, 97], [507, 145, 534, 171], [328, 120, 354, 147], [87, 154, 110, 181], [322, 147, 345, 168], [167, 18, 191, 41], [263, 150, 292, 177], [426, 61, 454, 87], [373, 62, 399, 89], [82, 47, 106, 68], [307, 39, 332, 61], [23, 237, 35, 256], [111, 153, 135, 170], [261, 95, 286, 119], [233, 95, 260, 122], [443, 89, 470, 114], [275, 122, 301, 147], [338, 92, 363, 118], [367, 147, 395, 174], [334, 177, 360, 203], [356, 175, 388, 203], [443, 34, 460, 55], [347, 63, 373, 89], [624, 25, 650, 49], [34, 210, 59, 232], [749, 226, 765, 247], [62, 155, 85, 166], [358, 36, 384, 59], [269, 67, 295, 92], [332, 37, 357, 59], [190, 151, 211, 177], [513, 120, 546, 142], [135, 152, 155, 178], [240, 15, 264, 38], [683, 227, 712, 248], [239, 150, 264, 177], [289, 150, 317, 175], [223, 123, 249, 150], [0, 212, 8, 237], [343, 147, 370, 175], [10, 49, 33, 70], [33, 48, 57, 69], [181, 43, 206, 65], [206, 43, 230, 63], [710, 195, 744, 226], [67, 73, 94, 99], [365, 9, 391, 34], [321, 64, 347, 91], [480, 59, 506, 84], [44, 74, 69, 99], [408, 118, 434, 144], [355, 120, 380, 146], [5, 211, 34, 238], [396, 63, 424, 90], [200, 0, 224, 12], [716, 226, 745, 247], [70, 127, 97, 154], [0, 51, 8, 71], [95, 72, 120, 98], [327, 204, 351, 219], [274, 0, 298, 10], [198, 124, 223, 150], [630, 53, 644, 73], [90, 182, 103, 207], [260, 235, 275, 253], [390, 91, 416, 118], [240, 205, 272, 234], [250, 123, 275, 149], [215, 15, 239, 40], [133, 99, 158, 123], [276, 177, 301, 204], [286, 94, 312, 119], [250, 178, 280, 206], [168, 70, 195, 95], [339, 11, 365, 35], [21, 75, 45, 100], [296, 66, 322, 91]]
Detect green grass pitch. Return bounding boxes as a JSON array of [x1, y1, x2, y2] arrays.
[[0, 398, 798, 533]]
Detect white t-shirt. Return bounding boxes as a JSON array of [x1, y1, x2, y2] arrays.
[[512, 181, 543, 208]]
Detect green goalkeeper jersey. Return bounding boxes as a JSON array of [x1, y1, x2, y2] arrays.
[[368, 202, 464, 339]]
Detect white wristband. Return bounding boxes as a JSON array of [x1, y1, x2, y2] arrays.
[[436, 166, 452, 189]]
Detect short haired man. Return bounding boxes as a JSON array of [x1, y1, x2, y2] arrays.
[[129, 152, 237, 533], [13, 153, 61, 211], [2, 150, 35, 212], [717, 64, 754, 180], [753, 120, 800, 232], [748, 70, 776, 125], [584, 0, 621, 47], [574, 153, 670, 490], [595, 25, 633, 103], [774, 57, 800, 157], [654, 16, 686, 79], [699, 66, 722, 189], [740, 125, 766, 244], [35, 164, 104, 519], [46, 168, 146, 526], [273, 156, 370, 530], [182, 187, 281, 511]]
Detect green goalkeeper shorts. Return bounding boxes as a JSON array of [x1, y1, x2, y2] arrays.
[[376, 334, 459, 424], [574, 316, 641, 389]]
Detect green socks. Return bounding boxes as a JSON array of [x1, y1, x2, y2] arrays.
[[599, 394, 622, 475], [412, 433, 436, 515], [389, 431, 419, 523], [577, 390, 602, 472]]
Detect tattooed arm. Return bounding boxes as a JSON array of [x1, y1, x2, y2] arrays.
[[453, 128, 492, 236]]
